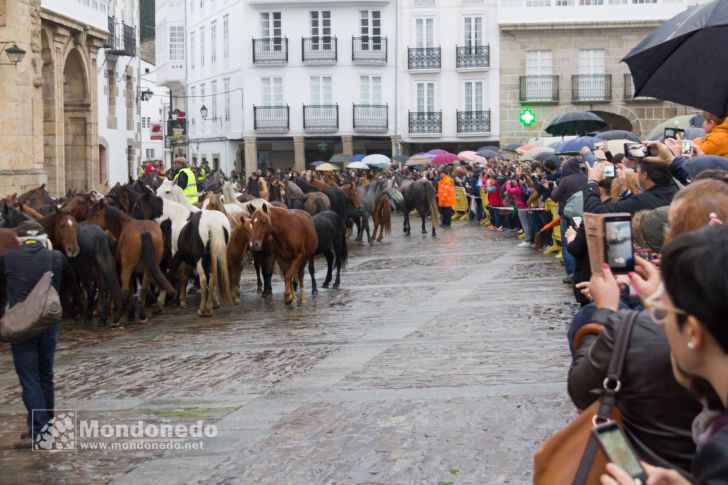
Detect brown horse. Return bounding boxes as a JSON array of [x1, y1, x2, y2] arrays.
[[86, 200, 175, 323], [227, 218, 252, 303], [248, 205, 318, 305], [39, 207, 81, 258], [371, 194, 392, 243], [18, 184, 55, 211], [0, 228, 20, 256], [106, 183, 141, 213], [62, 193, 95, 221], [342, 184, 363, 208], [17, 202, 44, 221], [310, 176, 333, 190]]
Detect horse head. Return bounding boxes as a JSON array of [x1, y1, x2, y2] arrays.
[[248, 203, 271, 252], [385, 179, 405, 205], [53, 206, 80, 258]]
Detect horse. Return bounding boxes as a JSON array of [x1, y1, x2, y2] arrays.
[[106, 182, 142, 214], [248, 204, 318, 305], [157, 178, 200, 212], [62, 193, 95, 221], [202, 192, 245, 221], [269, 179, 285, 203], [394, 174, 440, 237], [0, 228, 20, 256], [38, 207, 80, 258], [222, 180, 270, 213], [370, 194, 392, 243], [198, 169, 226, 194], [18, 184, 56, 213], [17, 202, 44, 221], [356, 179, 403, 243], [0, 203, 31, 228], [86, 200, 176, 323], [139, 173, 163, 191], [309, 211, 348, 292], [227, 217, 252, 303]]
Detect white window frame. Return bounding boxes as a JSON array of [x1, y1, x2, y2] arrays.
[[200, 26, 206, 67], [310, 11, 332, 51], [189, 31, 195, 69], [414, 18, 435, 48], [310, 76, 332, 105], [260, 12, 282, 51], [463, 80, 484, 111], [169, 26, 185, 62], [261, 77, 283, 105], [223, 15, 230, 59], [224, 78, 231, 121], [211, 80, 218, 120], [360, 75, 382, 105], [360, 10, 382, 51], [463, 16, 484, 47], [190, 86, 196, 134], [200, 83, 206, 133], [416, 81, 436, 112], [211, 20, 217, 64], [525, 50, 554, 101]]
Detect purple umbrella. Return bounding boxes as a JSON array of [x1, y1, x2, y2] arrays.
[[431, 152, 459, 166], [426, 149, 448, 157]]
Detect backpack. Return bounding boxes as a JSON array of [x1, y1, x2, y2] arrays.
[[564, 190, 584, 219]]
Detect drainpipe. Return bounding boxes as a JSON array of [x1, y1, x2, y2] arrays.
[[393, 0, 399, 158]]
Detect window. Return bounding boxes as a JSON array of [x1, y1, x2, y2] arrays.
[[415, 18, 435, 48], [211, 21, 217, 64], [169, 26, 184, 61], [223, 15, 230, 59], [527, 0, 551, 5], [200, 0, 203, 8], [526, 50, 552, 75], [224, 78, 230, 121], [360, 10, 382, 50], [310, 11, 332, 51], [464, 81, 484, 111], [260, 12, 282, 51], [210, 0, 215, 9], [211, 80, 218, 120], [200, 26, 205, 67], [190, 86, 196, 134], [579, 49, 605, 74], [463, 16, 483, 46], [525, 50, 554, 101], [577, 49, 606, 100], [190, 31, 196, 69], [146, 148, 155, 160], [311, 76, 332, 104], [416, 81, 435, 112], [200, 83, 206, 132], [190, 0, 194, 14], [261, 77, 283, 105], [360, 76, 382, 104]]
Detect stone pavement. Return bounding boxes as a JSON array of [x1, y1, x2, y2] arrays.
[[0, 217, 578, 484]]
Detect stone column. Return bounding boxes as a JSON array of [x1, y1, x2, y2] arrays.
[[341, 134, 354, 156], [244, 136, 257, 178], [293, 136, 306, 173], [390, 135, 402, 159]]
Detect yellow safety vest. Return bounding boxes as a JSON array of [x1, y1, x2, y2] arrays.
[[174, 167, 199, 204]]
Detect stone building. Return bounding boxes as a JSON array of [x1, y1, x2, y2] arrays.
[[498, 0, 691, 145]]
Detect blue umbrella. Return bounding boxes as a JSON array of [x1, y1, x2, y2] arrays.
[[477, 148, 502, 159], [595, 130, 641, 142], [556, 136, 602, 154], [502, 143, 522, 153], [310, 160, 326, 167], [351, 154, 366, 162], [684, 155, 728, 178]]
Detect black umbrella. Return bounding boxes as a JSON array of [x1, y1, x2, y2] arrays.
[[534, 153, 560, 164], [545, 112, 607, 136], [622, 0, 728, 117], [502, 143, 522, 153], [392, 154, 409, 162], [594, 130, 641, 142]]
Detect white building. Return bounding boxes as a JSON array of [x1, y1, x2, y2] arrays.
[[140, 59, 169, 164], [398, 0, 500, 154]]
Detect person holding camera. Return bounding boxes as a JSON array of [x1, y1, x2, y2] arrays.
[[551, 157, 588, 283], [692, 112, 728, 158]]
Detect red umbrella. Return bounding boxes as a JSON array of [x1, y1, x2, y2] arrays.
[[431, 152, 459, 166]]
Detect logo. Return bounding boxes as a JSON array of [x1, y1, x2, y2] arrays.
[[32, 409, 76, 451]]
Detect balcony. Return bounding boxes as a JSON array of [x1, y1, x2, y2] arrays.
[[409, 111, 442, 135], [303, 104, 339, 132], [408, 47, 441, 71], [254, 105, 289, 133], [623, 73, 659, 102], [572, 74, 612, 103], [302, 36, 337, 64], [352, 36, 387, 64], [456, 45, 490, 70], [353, 104, 388, 132], [105, 17, 136, 57], [457, 110, 491, 135], [252, 38, 288, 65], [519, 75, 560, 104]]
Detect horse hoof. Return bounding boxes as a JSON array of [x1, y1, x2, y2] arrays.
[[197, 309, 213, 317], [179, 301, 187, 309], [256, 287, 263, 294], [321, 283, 328, 289], [333, 284, 340, 289], [421, 230, 427, 235], [137, 318, 149, 324], [151, 304, 163, 315], [109, 322, 123, 329], [233, 297, 241, 304]]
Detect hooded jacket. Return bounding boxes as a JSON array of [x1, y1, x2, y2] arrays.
[[550, 158, 588, 216], [693, 117, 728, 157], [583, 180, 677, 215]]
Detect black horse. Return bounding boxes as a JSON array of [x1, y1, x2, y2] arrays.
[[309, 211, 348, 292], [198, 169, 226, 194], [0, 203, 31, 228], [394, 174, 440, 237]]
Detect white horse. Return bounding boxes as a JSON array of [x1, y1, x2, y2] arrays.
[[222, 180, 271, 216]]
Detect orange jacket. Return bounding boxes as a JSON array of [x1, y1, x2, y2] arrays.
[[694, 118, 728, 157], [438, 175, 456, 207]]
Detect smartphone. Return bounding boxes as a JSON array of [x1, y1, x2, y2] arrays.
[[681, 140, 693, 156], [604, 215, 634, 273], [634, 248, 652, 262], [594, 141, 606, 151], [603, 164, 615, 178], [593, 422, 647, 484], [624, 143, 657, 160], [572, 216, 583, 228], [663, 127, 685, 140]]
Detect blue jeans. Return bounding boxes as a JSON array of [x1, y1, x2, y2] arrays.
[[489, 206, 501, 227], [518, 209, 533, 242], [11, 323, 59, 437], [560, 217, 576, 275]]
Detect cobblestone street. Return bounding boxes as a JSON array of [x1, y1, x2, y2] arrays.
[[0, 217, 578, 484]]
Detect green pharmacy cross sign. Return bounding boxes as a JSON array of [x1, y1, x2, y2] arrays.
[[519, 109, 536, 127]]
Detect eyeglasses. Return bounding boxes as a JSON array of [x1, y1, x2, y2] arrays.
[[643, 284, 687, 324]]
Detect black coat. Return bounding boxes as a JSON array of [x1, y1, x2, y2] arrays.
[[550, 158, 587, 216], [566, 224, 591, 306], [693, 422, 728, 484], [583, 181, 678, 214], [569, 309, 701, 476]]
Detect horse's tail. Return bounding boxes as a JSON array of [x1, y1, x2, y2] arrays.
[[377, 196, 392, 235], [140, 232, 176, 295], [315, 196, 326, 214], [426, 182, 440, 229], [336, 217, 348, 269], [95, 234, 123, 312], [208, 223, 234, 305]]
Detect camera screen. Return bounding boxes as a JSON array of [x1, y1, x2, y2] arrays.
[[603, 165, 615, 177], [596, 426, 643, 477], [625, 143, 648, 159], [605, 219, 633, 272]]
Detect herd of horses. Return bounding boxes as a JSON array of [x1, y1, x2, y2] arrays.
[[0, 170, 440, 327]]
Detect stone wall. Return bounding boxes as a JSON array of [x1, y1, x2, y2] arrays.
[[499, 23, 690, 145]]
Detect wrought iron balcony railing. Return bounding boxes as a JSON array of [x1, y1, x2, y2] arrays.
[[408, 47, 441, 70], [302, 36, 337, 63], [519, 75, 560, 103], [623, 74, 658, 101], [105, 17, 136, 57], [252, 38, 288, 64], [353, 104, 388, 132], [303, 104, 339, 132], [254, 105, 289, 132], [456, 45, 490, 70], [572, 74, 612, 103], [457, 110, 491, 134], [352, 36, 387, 63], [409, 111, 442, 134]]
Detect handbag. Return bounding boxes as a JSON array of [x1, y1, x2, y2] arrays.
[[0, 252, 62, 344], [533, 311, 639, 485]]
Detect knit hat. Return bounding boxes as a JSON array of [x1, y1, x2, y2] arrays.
[[16, 220, 46, 238]]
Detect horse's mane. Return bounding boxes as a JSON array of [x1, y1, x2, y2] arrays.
[[101, 204, 125, 235]]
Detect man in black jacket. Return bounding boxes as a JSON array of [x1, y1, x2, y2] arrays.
[[583, 159, 678, 214], [0, 221, 76, 449]]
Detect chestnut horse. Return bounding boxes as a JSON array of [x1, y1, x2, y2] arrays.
[[227, 217, 252, 303], [370, 194, 392, 243], [248, 205, 318, 305], [39, 207, 81, 258], [86, 200, 175, 323], [0, 228, 20, 256], [18, 184, 56, 213], [62, 193, 95, 222]]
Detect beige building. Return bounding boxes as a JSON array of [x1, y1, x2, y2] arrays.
[[498, 0, 691, 145], [0, 0, 107, 197]]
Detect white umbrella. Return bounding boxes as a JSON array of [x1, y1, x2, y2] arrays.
[[315, 162, 339, 171], [346, 161, 370, 170], [362, 154, 391, 165], [405, 155, 431, 166]]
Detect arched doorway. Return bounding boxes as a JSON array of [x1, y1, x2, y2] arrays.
[[98, 143, 107, 185], [590, 111, 633, 132], [63, 49, 91, 192]]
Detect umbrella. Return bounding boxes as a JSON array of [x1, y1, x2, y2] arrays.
[[315, 162, 340, 171], [647, 114, 706, 140], [431, 152, 459, 166], [594, 130, 641, 142], [545, 112, 607, 136], [310, 160, 326, 167], [426, 148, 448, 156], [534, 152, 560, 164], [556, 136, 602, 154], [604, 139, 639, 155], [405, 155, 431, 166], [346, 161, 371, 170], [457, 150, 478, 162], [519, 146, 554, 160], [502, 143, 522, 153], [622, 0, 728, 117], [392, 154, 409, 162], [329, 153, 351, 164], [684, 155, 728, 178], [515, 143, 538, 155], [362, 154, 391, 165], [477, 148, 502, 159], [351, 154, 366, 162]]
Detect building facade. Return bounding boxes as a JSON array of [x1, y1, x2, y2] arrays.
[[140, 59, 169, 164], [498, 0, 690, 145]]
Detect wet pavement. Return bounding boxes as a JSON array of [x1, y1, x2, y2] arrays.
[[0, 217, 578, 484]]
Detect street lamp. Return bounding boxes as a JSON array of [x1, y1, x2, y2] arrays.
[[0, 42, 26, 66], [200, 104, 209, 120], [140, 88, 153, 101]]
